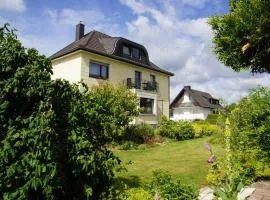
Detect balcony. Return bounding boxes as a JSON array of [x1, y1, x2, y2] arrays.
[[124, 78, 158, 92]]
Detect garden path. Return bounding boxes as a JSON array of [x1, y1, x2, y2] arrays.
[[199, 181, 270, 200]]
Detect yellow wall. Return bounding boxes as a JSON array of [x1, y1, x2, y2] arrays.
[[52, 50, 171, 124], [51, 52, 82, 84]]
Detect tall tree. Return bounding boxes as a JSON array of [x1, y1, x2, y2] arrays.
[[208, 0, 270, 73], [0, 24, 138, 200]]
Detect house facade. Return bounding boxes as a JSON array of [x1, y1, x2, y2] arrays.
[[51, 23, 173, 125], [170, 86, 222, 121]]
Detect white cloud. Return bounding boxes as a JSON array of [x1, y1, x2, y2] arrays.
[[43, 8, 123, 37], [44, 8, 105, 26], [180, 0, 210, 8], [120, 0, 175, 28], [119, 0, 147, 14], [18, 34, 70, 56], [0, 0, 26, 12], [120, 0, 270, 103]]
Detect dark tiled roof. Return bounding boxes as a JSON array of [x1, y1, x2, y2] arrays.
[[50, 30, 173, 76], [170, 86, 222, 109]]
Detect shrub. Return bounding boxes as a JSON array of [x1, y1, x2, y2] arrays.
[[120, 124, 155, 144], [107, 170, 198, 199], [104, 178, 152, 200], [228, 87, 270, 181], [144, 135, 165, 145], [149, 170, 198, 200], [156, 116, 195, 141], [118, 141, 138, 150], [192, 122, 220, 138], [206, 114, 220, 124], [120, 188, 152, 200], [230, 87, 270, 159]]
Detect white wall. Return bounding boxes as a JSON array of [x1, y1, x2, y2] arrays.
[[182, 93, 190, 103], [171, 106, 212, 121]]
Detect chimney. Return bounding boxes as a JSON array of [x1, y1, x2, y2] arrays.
[[75, 22, 85, 41], [184, 86, 191, 90]]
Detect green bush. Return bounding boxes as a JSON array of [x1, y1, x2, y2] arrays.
[[206, 114, 220, 124], [192, 122, 220, 138], [107, 170, 198, 199], [120, 124, 155, 144], [228, 87, 270, 180], [118, 141, 138, 150], [156, 116, 195, 141], [149, 170, 198, 200], [120, 188, 152, 200], [104, 179, 153, 200]]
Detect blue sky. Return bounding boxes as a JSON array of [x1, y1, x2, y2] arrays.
[[1, 0, 269, 103]]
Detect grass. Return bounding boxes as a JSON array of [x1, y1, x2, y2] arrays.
[[114, 137, 224, 189]]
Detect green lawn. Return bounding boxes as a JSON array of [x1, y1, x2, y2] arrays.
[[114, 137, 223, 189]]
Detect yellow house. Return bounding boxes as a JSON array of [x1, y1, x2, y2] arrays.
[[50, 23, 174, 125]]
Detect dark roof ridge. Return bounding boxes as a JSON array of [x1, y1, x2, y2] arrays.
[[84, 31, 95, 46], [190, 89, 212, 97]]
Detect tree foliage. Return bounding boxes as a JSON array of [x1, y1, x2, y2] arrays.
[[0, 24, 138, 199], [208, 0, 270, 73]]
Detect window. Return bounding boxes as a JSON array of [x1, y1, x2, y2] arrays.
[[89, 62, 108, 79], [132, 48, 140, 59], [135, 71, 141, 89], [140, 50, 146, 61], [140, 97, 154, 114], [123, 46, 131, 56], [209, 98, 219, 105], [150, 75, 156, 83], [169, 109, 173, 117], [147, 74, 157, 90]]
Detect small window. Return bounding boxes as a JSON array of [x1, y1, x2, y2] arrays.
[[90, 63, 100, 76], [101, 65, 108, 78], [89, 62, 108, 79], [132, 48, 140, 59], [123, 46, 131, 56], [140, 97, 154, 114]]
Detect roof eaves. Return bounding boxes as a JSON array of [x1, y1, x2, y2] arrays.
[[170, 88, 185, 108]]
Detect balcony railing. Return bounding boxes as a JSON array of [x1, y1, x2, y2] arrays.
[[124, 78, 158, 92]]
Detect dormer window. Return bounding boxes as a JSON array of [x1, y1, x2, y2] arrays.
[[209, 98, 219, 105], [140, 50, 146, 62], [122, 43, 148, 63], [133, 48, 140, 59], [123, 46, 131, 56]]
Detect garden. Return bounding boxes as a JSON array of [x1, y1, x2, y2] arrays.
[[108, 86, 270, 199]]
